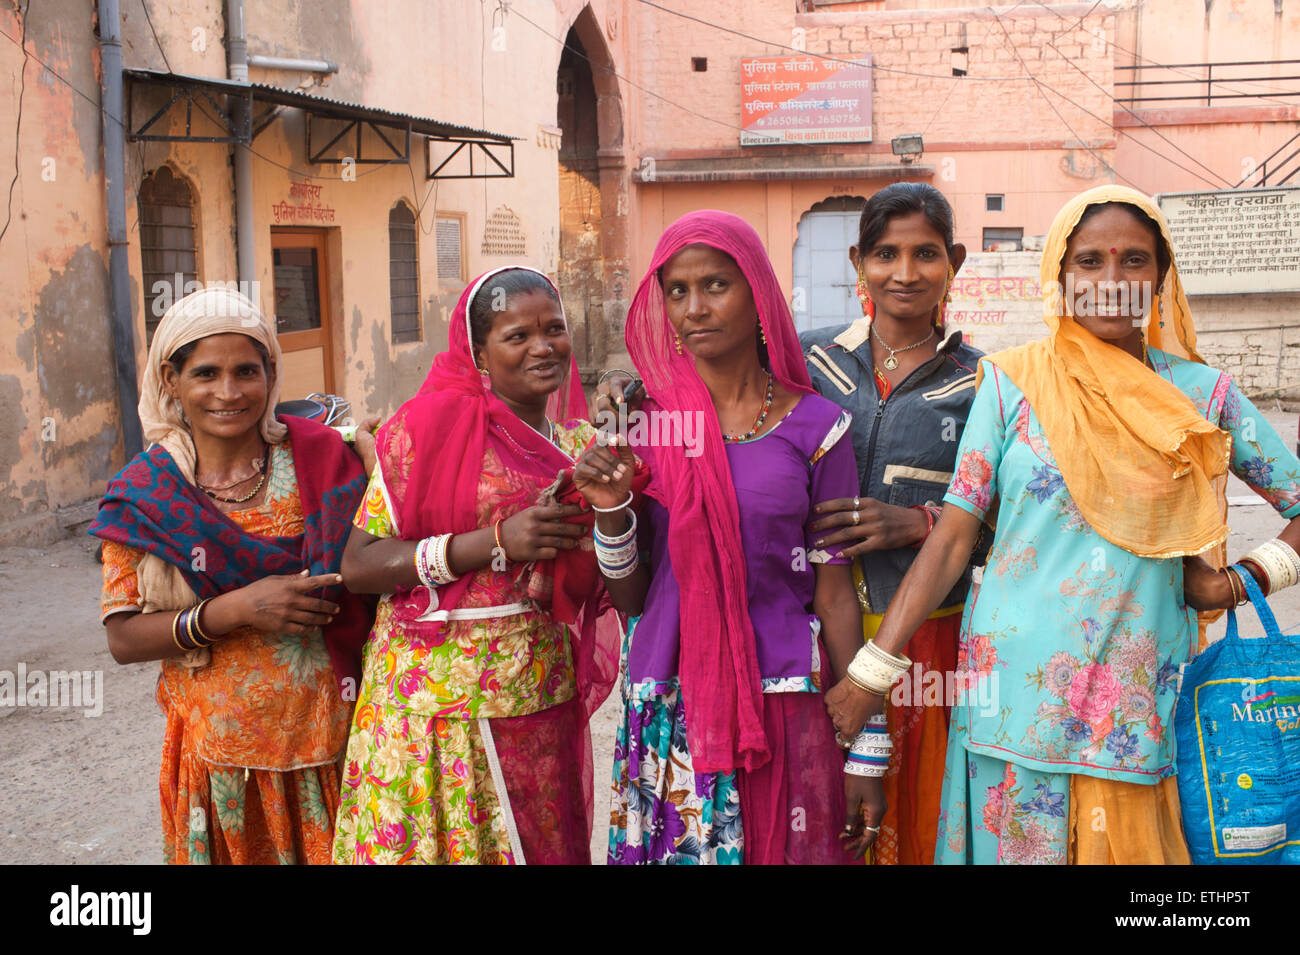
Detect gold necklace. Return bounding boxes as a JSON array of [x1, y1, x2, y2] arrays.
[[200, 447, 270, 503]]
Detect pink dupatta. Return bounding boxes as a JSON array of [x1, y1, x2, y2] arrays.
[[375, 266, 617, 724], [625, 210, 815, 775]]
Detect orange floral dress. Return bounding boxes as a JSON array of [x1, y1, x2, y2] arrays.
[[100, 440, 351, 864]]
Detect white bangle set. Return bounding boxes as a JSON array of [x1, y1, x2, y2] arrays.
[[415, 533, 459, 588], [595, 510, 639, 580], [846, 639, 911, 696], [1243, 538, 1300, 593], [844, 714, 891, 777]]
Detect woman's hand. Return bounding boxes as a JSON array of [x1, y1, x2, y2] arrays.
[[1183, 556, 1232, 611], [500, 504, 587, 561], [592, 372, 644, 426], [825, 676, 885, 738], [841, 774, 886, 860], [572, 432, 635, 511], [353, 416, 381, 478], [810, 496, 928, 557], [217, 570, 343, 635]]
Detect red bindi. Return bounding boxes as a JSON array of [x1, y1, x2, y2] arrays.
[[1110, 247, 1117, 254]]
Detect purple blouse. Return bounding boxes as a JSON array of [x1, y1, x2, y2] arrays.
[[626, 394, 858, 697]]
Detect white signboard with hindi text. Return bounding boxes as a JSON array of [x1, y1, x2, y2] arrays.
[[1157, 187, 1300, 295]]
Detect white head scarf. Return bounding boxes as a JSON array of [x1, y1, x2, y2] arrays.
[[139, 286, 286, 481]]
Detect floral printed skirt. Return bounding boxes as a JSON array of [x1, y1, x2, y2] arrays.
[[609, 674, 850, 864], [159, 703, 340, 865], [332, 695, 591, 865], [935, 710, 1190, 864]]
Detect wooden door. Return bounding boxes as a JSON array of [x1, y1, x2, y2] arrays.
[[271, 229, 334, 398]]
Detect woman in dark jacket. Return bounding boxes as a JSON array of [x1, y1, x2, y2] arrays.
[[799, 182, 984, 864]]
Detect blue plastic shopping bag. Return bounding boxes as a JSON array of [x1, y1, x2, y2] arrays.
[[1175, 564, 1300, 864]]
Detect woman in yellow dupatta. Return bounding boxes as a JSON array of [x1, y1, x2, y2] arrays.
[[824, 185, 1300, 864]]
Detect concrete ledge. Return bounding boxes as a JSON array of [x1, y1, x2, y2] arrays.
[[798, 3, 1107, 28], [634, 157, 932, 183], [0, 498, 101, 548]]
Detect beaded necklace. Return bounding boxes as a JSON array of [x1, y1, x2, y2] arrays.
[[722, 374, 774, 443]]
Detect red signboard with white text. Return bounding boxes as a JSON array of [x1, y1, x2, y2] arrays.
[[740, 54, 873, 146]]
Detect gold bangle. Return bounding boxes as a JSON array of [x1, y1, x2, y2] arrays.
[[192, 598, 214, 644], [845, 670, 887, 698], [183, 606, 209, 649], [494, 519, 508, 561], [171, 611, 188, 652]]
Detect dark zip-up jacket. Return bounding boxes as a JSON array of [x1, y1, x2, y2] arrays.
[[800, 320, 985, 613]]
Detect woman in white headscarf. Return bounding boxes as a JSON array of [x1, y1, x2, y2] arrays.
[[90, 287, 374, 864]]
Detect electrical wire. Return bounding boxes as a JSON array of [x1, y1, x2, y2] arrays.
[[0, 20, 400, 186], [1027, 0, 1300, 106], [985, 6, 1233, 192], [626, 0, 1226, 193], [140, 0, 173, 73], [989, 7, 1142, 189], [510, 6, 753, 137], [1041, 37, 1232, 188], [0, 0, 29, 247]]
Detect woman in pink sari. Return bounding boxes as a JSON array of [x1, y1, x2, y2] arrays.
[[578, 211, 877, 863], [332, 266, 617, 864]]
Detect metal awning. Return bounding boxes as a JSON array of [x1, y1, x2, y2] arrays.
[[124, 68, 517, 178]]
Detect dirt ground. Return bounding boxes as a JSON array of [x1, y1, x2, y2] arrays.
[[2, 409, 1298, 865]]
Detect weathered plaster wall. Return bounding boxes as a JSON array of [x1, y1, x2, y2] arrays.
[[1, 0, 634, 536]]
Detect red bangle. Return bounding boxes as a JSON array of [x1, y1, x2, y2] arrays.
[[910, 504, 938, 546], [1237, 557, 1270, 597], [493, 519, 508, 561]]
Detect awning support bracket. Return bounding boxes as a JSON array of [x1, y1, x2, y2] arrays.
[[426, 139, 515, 180], [307, 116, 411, 164]]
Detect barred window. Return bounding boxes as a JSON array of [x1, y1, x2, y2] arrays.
[[389, 202, 421, 343], [138, 166, 197, 342]]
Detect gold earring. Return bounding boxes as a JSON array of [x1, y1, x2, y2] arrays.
[[674, 334, 683, 355], [937, 264, 955, 329], [759, 323, 767, 345], [855, 267, 875, 319]]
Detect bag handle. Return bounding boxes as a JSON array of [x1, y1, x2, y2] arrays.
[[1227, 562, 1284, 642]]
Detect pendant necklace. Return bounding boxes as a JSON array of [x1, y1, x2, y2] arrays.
[[872, 326, 935, 371]]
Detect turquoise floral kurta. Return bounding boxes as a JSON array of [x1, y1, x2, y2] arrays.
[[943, 348, 1300, 784]]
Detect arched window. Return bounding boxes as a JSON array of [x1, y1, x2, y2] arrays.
[[389, 202, 421, 343], [138, 165, 197, 341]]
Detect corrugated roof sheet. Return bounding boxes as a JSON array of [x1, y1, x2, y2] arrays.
[[125, 68, 518, 143]]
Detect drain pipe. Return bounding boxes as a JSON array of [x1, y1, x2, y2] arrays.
[[97, 0, 143, 456], [226, 0, 255, 286], [248, 55, 337, 74]]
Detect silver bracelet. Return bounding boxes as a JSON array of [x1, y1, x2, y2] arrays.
[[598, 368, 636, 386], [591, 491, 634, 513]]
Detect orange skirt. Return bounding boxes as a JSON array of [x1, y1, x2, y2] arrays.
[[862, 607, 962, 866], [158, 693, 341, 865]]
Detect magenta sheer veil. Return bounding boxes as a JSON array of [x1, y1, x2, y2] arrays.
[[624, 210, 814, 775]]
